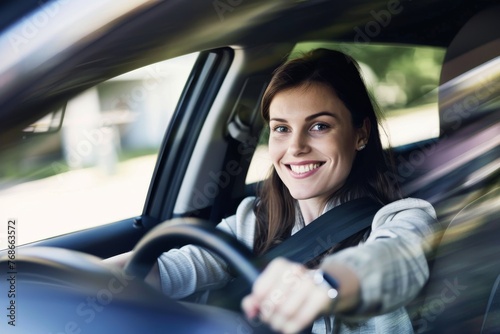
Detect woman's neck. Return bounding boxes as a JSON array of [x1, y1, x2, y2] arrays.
[[297, 199, 327, 225]]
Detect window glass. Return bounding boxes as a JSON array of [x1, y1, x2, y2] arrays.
[[0, 53, 198, 247], [246, 43, 445, 184]]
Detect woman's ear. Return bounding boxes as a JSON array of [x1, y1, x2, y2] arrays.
[[356, 117, 370, 151]]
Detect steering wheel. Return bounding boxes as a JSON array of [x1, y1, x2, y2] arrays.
[[0, 218, 271, 334], [124, 217, 261, 284]]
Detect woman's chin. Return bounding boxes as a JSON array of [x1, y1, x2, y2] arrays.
[[290, 192, 317, 201]]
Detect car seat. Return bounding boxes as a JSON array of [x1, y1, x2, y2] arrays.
[[408, 4, 500, 334]]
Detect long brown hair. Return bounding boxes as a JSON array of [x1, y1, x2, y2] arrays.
[[253, 48, 401, 257]]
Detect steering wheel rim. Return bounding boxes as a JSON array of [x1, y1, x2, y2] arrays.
[[124, 217, 261, 286]]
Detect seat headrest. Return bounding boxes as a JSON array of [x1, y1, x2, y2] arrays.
[[439, 5, 500, 134]]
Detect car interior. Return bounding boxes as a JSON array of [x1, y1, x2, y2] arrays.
[[0, 0, 498, 333]]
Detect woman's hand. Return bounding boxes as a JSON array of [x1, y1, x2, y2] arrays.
[[103, 251, 161, 290], [241, 257, 335, 333]]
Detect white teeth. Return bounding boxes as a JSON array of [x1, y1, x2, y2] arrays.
[[289, 163, 321, 174]]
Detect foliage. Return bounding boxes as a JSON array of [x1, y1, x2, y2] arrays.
[[291, 42, 446, 112]]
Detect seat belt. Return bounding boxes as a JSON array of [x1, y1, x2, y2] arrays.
[[207, 197, 382, 309], [259, 197, 381, 265]]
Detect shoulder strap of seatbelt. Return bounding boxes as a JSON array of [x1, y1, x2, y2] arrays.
[[259, 197, 382, 266]]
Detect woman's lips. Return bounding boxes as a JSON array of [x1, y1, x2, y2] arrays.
[[285, 162, 325, 178]]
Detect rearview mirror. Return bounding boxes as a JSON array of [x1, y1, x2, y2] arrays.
[[22, 103, 67, 136]]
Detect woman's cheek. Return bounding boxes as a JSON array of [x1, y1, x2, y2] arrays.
[[268, 141, 283, 164]]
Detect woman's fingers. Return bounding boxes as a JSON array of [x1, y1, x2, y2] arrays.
[[281, 285, 331, 333], [241, 295, 258, 319], [241, 259, 286, 320], [242, 257, 333, 333]]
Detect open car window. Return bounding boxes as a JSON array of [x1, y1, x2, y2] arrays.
[[0, 52, 198, 247], [246, 43, 445, 184]]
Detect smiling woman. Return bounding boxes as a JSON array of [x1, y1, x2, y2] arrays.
[[110, 48, 441, 334], [238, 48, 438, 334], [254, 49, 397, 256], [267, 85, 368, 217]]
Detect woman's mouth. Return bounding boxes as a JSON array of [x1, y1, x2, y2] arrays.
[[286, 162, 325, 176]]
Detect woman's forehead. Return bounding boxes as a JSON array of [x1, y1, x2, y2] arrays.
[[269, 83, 350, 120]]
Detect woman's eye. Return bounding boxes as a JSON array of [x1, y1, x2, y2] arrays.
[[273, 125, 289, 133], [311, 123, 329, 131]]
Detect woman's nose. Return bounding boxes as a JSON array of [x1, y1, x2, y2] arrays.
[[288, 131, 310, 156]]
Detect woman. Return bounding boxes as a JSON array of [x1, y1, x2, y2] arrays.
[[108, 49, 438, 333]]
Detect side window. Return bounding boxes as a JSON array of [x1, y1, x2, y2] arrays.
[[246, 43, 445, 184], [0, 53, 198, 247]]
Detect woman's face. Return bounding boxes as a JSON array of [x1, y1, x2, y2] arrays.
[[268, 83, 368, 203]]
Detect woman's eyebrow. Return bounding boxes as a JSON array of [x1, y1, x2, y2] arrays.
[[269, 117, 288, 123], [305, 111, 338, 121], [269, 111, 338, 123]]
